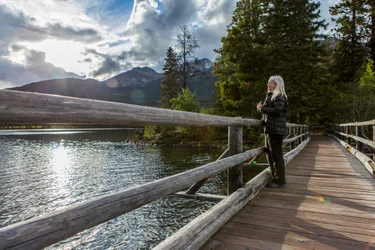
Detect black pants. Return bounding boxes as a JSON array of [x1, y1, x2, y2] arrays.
[[266, 134, 286, 185]]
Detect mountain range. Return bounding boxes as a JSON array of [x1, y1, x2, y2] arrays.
[[9, 58, 217, 108]]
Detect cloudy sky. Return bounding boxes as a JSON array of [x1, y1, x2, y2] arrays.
[[0, 0, 339, 89]]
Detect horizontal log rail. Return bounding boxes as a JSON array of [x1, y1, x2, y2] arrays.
[[336, 132, 375, 148], [339, 120, 375, 126], [327, 134, 375, 176], [0, 90, 310, 249], [328, 118, 375, 174], [283, 132, 309, 144], [153, 136, 310, 250], [186, 148, 230, 194], [332, 119, 375, 161], [0, 90, 261, 127], [0, 147, 265, 250]]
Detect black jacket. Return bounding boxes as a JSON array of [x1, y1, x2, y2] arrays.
[[261, 92, 287, 135]]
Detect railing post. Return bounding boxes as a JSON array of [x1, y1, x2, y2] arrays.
[[345, 126, 350, 145], [299, 126, 303, 145], [227, 126, 243, 195], [373, 125, 375, 161], [290, 126, 296, 150], [355, 126, 363, 152]]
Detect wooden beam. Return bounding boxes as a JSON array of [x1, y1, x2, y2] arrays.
[[327, 134, 375, 177], [356, 126, 363, 152], [174, 192, 226, 202], [290, 126, 296, 149], [0, 146, 265, 250], [0, 90, 261, 127], [340, 120, 375, 126], [152, 168, 271, 250], [336, 131, 375, 148], [227, 126, 243, 194], [284, 137, 311, 165], [152, 137, 311, 250], [283, 132, 309, 145], [185, 148, 229, 194]]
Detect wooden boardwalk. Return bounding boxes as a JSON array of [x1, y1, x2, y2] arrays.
[[201, 135, 375, 250]]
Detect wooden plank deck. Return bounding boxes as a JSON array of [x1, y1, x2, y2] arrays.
[[201, 135, 375, 250]]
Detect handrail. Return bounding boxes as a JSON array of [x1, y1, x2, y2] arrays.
[[153, 137, 311, 249], [327, 134, 375, 176], [0, 147, 265, 250], [0, 90, 261, 127], [0, 90, 310, 249], [339, 120, 375, 126], [328, 119, 375, 175], [283, 132, 309, 144], [336, 132, 375, 148]]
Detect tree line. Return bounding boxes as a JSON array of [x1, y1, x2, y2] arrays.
[[151, 0, 375, 143]]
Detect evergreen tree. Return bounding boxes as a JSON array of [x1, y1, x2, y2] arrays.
[[214, 0, 328, 123], [160, 47, 179, 109], [176, 25, 200, 89], [263, 0, 328, 123], [330, 0, 367, 84], [365, 0, 375, 63], [213, 0, 268, 118], [330, 0, 368, 121], [354, 59, 375, 121]]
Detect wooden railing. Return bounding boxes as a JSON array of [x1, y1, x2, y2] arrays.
[[328, 120, 375, 176], [0, 90, 309, 250]]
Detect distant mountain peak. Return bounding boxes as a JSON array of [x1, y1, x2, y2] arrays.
[[192, 58, 214, 71], [104, 66, 163, 88]]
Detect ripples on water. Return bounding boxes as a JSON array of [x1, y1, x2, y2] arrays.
[[0, 129, 228, 249]]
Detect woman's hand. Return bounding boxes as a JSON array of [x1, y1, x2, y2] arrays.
[[257, 102, 263, 112]]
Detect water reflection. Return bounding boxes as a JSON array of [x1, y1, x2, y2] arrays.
[[0, 129, 222, 249]]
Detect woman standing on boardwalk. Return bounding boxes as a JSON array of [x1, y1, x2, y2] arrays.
[[257, 75, 288, 188]]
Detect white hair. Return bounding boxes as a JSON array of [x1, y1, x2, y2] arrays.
[[269, 75, 287, 101]]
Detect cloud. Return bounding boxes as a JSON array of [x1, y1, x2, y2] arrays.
[[0, 0, 339, 89], [0, 5, 46, 56], [115, 0, 236, 72], [91, 57, 121, 78], [0, 45, 82, 89], [40, 23, 103, 43]]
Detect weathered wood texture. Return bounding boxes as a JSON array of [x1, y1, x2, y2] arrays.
[[186, 148, 229, 194], [283, 132, 309, 145], [201, 135, 375, 250], [152, 137, 310, 250], [174, 192, 226, 202], [340, 120, 375, 126], [328, 134, 375, 176], [228, 126, 243, 194], [337, 131, 375, 148], [0, 90, 261, 127], [0, 146, 265, 250]]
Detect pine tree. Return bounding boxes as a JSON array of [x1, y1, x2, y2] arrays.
[[365, 0, 375, 63], [213, 0, 268, 118], [330, 0, 368, 85], [176, 25, 200, 89], [329, 0, 368, 121], [214, 0, 328, 123], [263, 0, 328, 123], [160, 47, 179, 109]]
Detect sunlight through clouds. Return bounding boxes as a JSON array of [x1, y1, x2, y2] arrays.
[[26, 40, 88, 75], [0, 0, 339, 88]]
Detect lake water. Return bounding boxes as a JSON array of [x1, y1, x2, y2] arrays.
[[0, 129, 234, 249]]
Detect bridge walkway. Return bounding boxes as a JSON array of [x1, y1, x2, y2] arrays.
[[201, 135, 375, 250]]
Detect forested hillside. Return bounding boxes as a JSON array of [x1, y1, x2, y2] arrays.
[[210, 0, 375, 125]]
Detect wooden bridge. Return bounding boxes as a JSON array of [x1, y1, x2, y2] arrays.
[[0, 90, 374, 250], [200, 135, 375, 250]]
